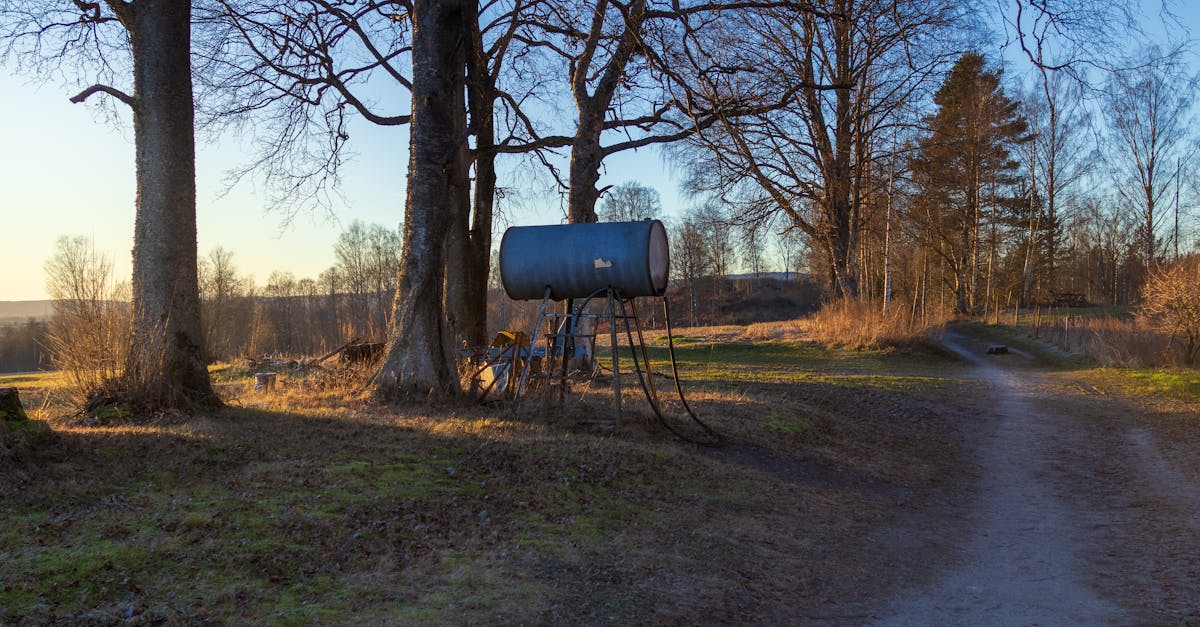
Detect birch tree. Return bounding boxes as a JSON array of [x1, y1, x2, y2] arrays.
[[1102, 47, 1198, 272], [678, 0, 963, 298]]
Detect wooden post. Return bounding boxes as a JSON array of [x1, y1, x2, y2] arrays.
[[0, 388, 27, 421]]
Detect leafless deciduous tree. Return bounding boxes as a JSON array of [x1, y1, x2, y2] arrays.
[[199, 246, 252, 359], [1102, 47, 1198, 272], [995, 0, 1146, 74], [2, 0, 218, 411], [205, 1, 539, 352], [331, 220, 402, 339], [679, 0, 964, 298], [506, 1, 818, 225], [1021, 71, 1091, 298], [670, 210, 709, 326], [373, 0, 471, 399], [1140, 254, 1200, 366], [43, 236, 129, 403], [199, 0, 414, 214], [598, 181, 662, 222]]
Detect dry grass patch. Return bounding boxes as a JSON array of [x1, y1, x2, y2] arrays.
[[1029, 315, 1176, 367], [801, 299, 950, 351], [741, 319, 808, 341]]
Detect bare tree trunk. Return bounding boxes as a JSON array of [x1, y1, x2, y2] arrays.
[[373, 0, 469, 399], [568, 129, 604, 224], [1021, 143, 1040, 305], [462, 14, 496, 348], [1144, 183, 1156, 270], [565, 0, 647, 225], [123, 0, 217, 409], [443, 142, 472, 350]]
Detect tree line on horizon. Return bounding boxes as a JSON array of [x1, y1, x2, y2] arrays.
[[3, 200, 800, 374], [0, 0, 1196, 412]]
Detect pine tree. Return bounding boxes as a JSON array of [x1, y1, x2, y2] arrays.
[[909, 53, 1031, 314]]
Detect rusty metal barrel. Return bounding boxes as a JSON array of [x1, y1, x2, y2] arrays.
[[500, 220, 670, 301]]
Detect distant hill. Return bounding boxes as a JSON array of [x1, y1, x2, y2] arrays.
[[0, 300, 54, 324]]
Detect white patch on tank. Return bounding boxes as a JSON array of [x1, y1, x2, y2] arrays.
[[593, 258, 613, 269]]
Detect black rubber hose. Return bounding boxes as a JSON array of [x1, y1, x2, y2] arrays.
[[658, 296, 723, 445], [614, 292, 722, 447]]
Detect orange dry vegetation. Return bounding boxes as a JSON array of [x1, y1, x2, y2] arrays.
[[800, 299, 950, 351]]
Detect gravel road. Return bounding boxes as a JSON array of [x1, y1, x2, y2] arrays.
[[867, 330, 1200, 624]]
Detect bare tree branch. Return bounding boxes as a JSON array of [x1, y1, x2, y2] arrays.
[[69, 82, 135, 107]]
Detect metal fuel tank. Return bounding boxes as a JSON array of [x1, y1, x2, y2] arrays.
[[499, 220, 670, 301]]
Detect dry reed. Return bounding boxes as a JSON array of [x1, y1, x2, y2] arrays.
[[800, 299, 950, 350], [1036, 315, 1176, 367]]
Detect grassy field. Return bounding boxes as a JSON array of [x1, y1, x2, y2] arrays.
[[4, 320, 1196, 622], [2, 333, 971, 622]]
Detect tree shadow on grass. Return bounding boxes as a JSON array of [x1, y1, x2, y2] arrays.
[[2, 373, 977, 624]]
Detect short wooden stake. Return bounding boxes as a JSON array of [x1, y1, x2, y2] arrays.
[[254, 372, 277, 392]]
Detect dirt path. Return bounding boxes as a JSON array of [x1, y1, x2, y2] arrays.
[[868, 330, 1200, 624]]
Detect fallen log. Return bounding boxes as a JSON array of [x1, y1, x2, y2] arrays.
[[341, 342, 386, 365], [311, 337, 362, 366]]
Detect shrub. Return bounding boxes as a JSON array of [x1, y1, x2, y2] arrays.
[[1140, 256, 1200, 367], [42, 236, 131, 404]]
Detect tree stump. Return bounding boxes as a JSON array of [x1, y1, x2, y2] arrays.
[[0, 388, 28, 421], [254, 372, 277, 392]]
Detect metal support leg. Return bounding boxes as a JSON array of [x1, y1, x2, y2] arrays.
[[608, 288, 621, 426], [512, 287, 551, 414]]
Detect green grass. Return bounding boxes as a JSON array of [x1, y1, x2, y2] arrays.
[[953, 322, 1200, 400], [764, 409, 814, 434], [1013, 303, 1134, 322], [622, 340, 957, 392], [654, 334, 702, 344], [1085, 367, 1200, 403], [0, 335, 977, 623], [951, 321, 1084, 369]]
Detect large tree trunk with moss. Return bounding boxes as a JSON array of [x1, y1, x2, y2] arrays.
[[121, 0, 217, 410], [373, 0, 470, 398]]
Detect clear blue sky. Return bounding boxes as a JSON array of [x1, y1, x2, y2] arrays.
[[0, 2, 1194, 301]]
